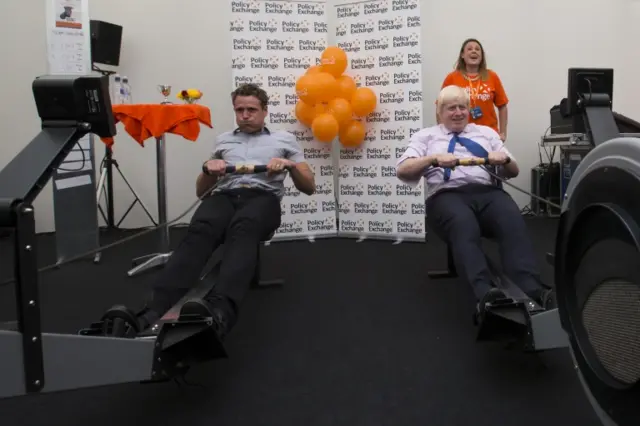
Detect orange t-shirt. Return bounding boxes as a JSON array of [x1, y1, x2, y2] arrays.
[[440, 69, 508, 133]]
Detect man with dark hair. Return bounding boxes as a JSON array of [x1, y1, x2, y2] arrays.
[[133, 83, 315, 342]]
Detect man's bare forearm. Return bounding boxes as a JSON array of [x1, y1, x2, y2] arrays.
[[397, 156, 435, 182], [196, 172, 218, 198], [503, 160, 519, 178], [290, 164, 315, 195]]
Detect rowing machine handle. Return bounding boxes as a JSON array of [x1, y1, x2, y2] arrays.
[[430, 157, 511, 167], [224, 164, 292, 174]]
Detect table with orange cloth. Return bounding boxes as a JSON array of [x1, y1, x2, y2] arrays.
[[101, 103, 212, 147], [103, 103, 213, 276]]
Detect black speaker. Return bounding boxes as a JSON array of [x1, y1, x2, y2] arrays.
[[531, 163, 561, 216], [90, 20, 123, 66]]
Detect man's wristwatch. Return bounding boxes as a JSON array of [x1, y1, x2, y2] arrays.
[[202, 161, 212, 176]]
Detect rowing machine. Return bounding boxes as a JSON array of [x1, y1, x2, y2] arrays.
[[81, 162, 289, 382], [426, 157, 567, 352], [0, 76, 286, 399]]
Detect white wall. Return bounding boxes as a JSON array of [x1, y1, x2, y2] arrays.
[[1, 0, 638, 233], [0, 1, 48, 229], [88, 0, 230, 230], [420, 0, 636, 206]]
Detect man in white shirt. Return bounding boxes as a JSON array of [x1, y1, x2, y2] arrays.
[[396, 85, 549, 313]]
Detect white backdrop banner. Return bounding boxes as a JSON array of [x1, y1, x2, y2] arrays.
[[332, 0, 425, 241], [229, 0, 336, 240]]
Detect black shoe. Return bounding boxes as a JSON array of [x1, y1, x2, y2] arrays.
[[525, 288, 556, 310], [180, 298, 233, 341], [136, 307, 161, 332], [476, 288, 508, 316], [538, 289, 556, 310]]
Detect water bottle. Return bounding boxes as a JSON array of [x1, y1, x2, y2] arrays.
[[122, 76, 132, 103], [111, 75, 122, 104]]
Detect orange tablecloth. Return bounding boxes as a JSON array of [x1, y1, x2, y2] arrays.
[[101, 104, 213, 147]]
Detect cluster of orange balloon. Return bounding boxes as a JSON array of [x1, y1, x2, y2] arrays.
[[294, 46, 377, 148]]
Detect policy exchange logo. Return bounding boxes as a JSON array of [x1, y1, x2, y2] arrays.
[[251, 55, 279, 70], [341, 218, 366, 233], [268, 93, 281, 107], [338, 39, 361, 54], [229, 18, 245, 32], [276, 218, 305, 234], [365, 0, 391, 15], [234, 74, 264, 88], [339, 182, 365, 197], [231, 0, 260, 14], [368, 182, 394, 196], [368, 219, 394, 234], [340, 146, 364, 161]]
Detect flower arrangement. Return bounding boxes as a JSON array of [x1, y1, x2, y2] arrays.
[[177, 88, 203, 104]]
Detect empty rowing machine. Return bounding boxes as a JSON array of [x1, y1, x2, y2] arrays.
[[0, 74, 159, 399], [554, 67, 640, 426]]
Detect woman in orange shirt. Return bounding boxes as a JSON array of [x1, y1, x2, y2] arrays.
[[439, 38, 509, 141]]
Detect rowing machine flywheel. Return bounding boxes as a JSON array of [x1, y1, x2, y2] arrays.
[[555, 137, 640, 426]]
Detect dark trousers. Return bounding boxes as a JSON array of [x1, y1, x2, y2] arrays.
[[147, 189, 281, 316], [426, 184, 543, 300]]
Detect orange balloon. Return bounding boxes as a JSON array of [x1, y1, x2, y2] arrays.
[[315, 103, 328, 115], [311, 113, 339, 143], [295, 100, 316, 127], [296, 72, 338, 105], [320, 46, 348, 77], [295, 74, 316, 104], [314, 72, 339, 103], [306, 65, 322, 74], [339, 120, 366, 147], [336, 75, 357, 100], [350, 87, 377, 117], [327, 98, 353, 126]]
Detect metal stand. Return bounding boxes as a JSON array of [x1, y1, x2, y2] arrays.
[[128, 135, 172, 276], [94, 146, 157, 263]]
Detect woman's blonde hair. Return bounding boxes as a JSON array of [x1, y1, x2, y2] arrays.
[[437, 85, 469, 113], [455, 38, 489, 81]]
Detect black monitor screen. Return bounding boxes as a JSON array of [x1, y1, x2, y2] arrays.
[[567, 68, 614, 116]]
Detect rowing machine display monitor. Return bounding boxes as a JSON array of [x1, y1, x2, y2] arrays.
[[33, 74, 116, 138], [567, 67, 619, 145]]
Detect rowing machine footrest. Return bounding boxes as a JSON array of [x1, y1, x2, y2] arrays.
[[476, 299, 535, 350], [146, 316, 228, 383]]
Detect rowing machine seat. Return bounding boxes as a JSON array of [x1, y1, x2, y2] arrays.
[[253, 231, 284, 288], [198, 230, 284, 289]]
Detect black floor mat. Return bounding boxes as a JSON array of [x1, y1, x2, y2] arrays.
[[0, 218, 600, 426]]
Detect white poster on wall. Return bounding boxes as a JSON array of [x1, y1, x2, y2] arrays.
[[332, 0, 425, 241], [229, 0, 337, 240], [45, 0, 93, 174]]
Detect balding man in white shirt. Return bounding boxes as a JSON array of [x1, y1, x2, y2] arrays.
[[396, 85, 550, 314]]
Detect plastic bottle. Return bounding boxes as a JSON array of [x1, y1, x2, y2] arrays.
[[111, 75, 122, 104], [122, 76, 132, 103]]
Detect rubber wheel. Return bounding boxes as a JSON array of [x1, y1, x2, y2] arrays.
[[100, 305, 140, 338]]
